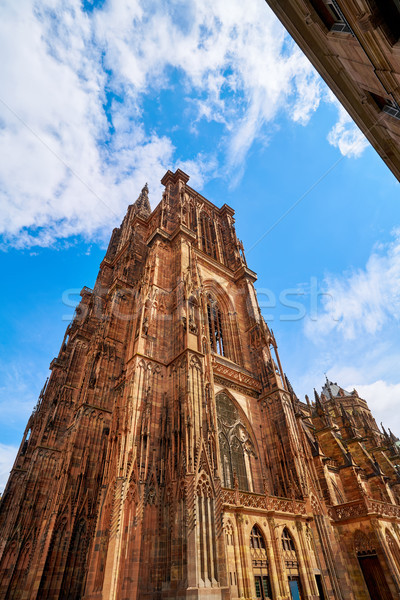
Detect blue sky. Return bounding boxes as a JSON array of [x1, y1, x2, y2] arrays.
[[1, 0, 400, 490]]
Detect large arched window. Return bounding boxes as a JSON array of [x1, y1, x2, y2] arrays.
[[216, 392, 256, 491], [207, 294, 225, 356]]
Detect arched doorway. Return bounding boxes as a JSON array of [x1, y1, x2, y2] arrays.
[[250, 525, 273, 599], [354, 530, 394, 600]]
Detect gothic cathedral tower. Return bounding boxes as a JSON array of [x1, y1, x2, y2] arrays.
[[1, 170, 400, 600]]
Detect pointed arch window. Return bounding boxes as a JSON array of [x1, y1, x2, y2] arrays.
[[190, 204, 197, 232], [250, 525, 266, 550], [201, 213, 218, 260], [218, 224, 228, 266], [281, 527, 299, 577], [331, 480, 345, 505], [386, 529, 400, 573], [282, 528, 296, 552], [207, 294, 225, 356], [216, 392, 256, 492]]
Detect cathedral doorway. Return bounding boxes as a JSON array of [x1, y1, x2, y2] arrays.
[[354, 530, 394, 600], [250, 525, 273, 599], [357, 554, 393, 600], [288, 577, 302, 600]]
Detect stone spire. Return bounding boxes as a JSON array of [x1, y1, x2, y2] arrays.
[[313, 389, 332, 427], [133, 183, 151, 218]]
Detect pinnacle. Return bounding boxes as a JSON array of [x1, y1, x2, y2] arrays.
[[133, 182, 151, 217]]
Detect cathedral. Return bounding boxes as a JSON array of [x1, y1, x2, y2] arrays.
[[1, 169, 400, 600]]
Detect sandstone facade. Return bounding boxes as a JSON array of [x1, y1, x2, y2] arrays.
[[0, 170, 400, 600]]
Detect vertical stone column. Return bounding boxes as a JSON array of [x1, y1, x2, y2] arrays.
[[231, 518, 244, 598], [267, 519, 290, 600], [295, 521, 318, 600], [207, 498, 218, 586], [236, 514, 253, 599], [265, 517, 281, 600]]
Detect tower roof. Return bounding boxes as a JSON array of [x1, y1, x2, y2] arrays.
[[321, 378, 351, 399]]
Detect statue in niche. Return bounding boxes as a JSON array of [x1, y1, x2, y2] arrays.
[[238, 239, 247, 265], [89, 353, 101, 389], [142, 316, 149, 336], [188, 297, 198, 334], [189, 313, 197, 334]]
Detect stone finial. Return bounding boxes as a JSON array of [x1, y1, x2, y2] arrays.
[[133, 183, 151, 218]]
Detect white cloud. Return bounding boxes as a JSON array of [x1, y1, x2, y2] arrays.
[[294, 231, 400, 434], [304, 229, 400, 340], [327, 96, 369, 157], [0, 444, 18, 493], [354, 380, 400, 427], [0, 0, 175, 247], [0, 0, 362, 248], [178, 154, 218, 190]]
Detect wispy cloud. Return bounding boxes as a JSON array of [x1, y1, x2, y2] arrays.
[[293, 230, 400, 433], [0, 0, 365, 248], [326, 95, 369, 158], [305, 229, 400, 340]]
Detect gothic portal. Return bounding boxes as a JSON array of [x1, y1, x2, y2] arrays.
[[1, 169, 400, 600]]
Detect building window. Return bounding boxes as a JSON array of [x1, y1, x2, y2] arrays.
[[331, 480, 345, 504], [190, 204, 197, 232], [200, 213, 218, 260], [251, 525, 266, 550], [370, 93, 400, 120], [216, 392, 256, 491], [386, 529, 400, 573], [369, 0, 400, 44], [218, 225, 228, 266], [254, 576, 273, 599], [311, 0, 353, 33], [207, 294, 225, 356], [383, 100, 400, 120], [282, 528, 296, 552]]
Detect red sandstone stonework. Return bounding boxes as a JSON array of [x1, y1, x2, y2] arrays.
[[1, 170, 400, 600]]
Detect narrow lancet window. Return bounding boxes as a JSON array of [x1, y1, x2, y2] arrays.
[[201, 214, 218, 260], [282, 528, 296, 552], [207, 294, 225, 356], [250, 525, 266, 550]]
